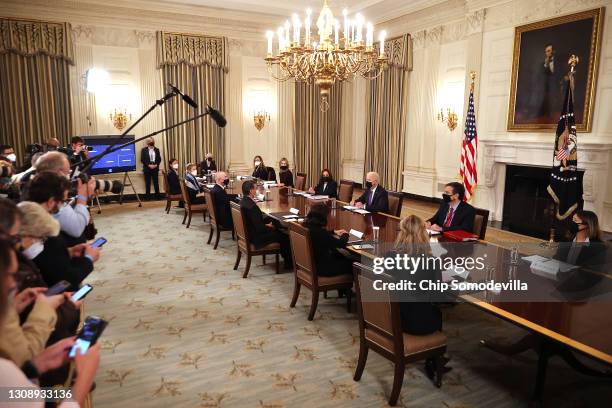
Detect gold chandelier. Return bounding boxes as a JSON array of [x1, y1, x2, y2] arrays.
[[264, 0, 387, 110]]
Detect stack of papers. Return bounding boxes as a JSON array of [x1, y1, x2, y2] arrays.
[[294, 191, 312, 197], [309, 195, 329, 200], [342, 205, 370, 214], [206, 184, 215, 189], [426, 229, 441, 235], [529, 258, 578, 279]]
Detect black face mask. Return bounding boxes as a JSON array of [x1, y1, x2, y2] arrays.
[[207, 158, 212, 162], [442, 193, 452, 203], [223, 179, 229, 186], [568, 221, 585, 235], [321, 176, 330, 183], [280, 165, 288, 171], [365, 181, 372, 189]]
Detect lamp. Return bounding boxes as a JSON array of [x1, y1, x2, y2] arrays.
[[253, 110, 271, 131], [437, 108, 458, 132], [109, 108, 132, 132], [85, 68, 110, 94]]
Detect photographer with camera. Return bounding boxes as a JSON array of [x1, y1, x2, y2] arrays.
[[31, 152, 96, 246], [67, 136, 90, 173]]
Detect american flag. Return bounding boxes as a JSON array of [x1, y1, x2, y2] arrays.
[[460, 87, 478, 201]]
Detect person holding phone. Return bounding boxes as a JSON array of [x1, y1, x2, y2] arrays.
[[0, 236, 101, 407]]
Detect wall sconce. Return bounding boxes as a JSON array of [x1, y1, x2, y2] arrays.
[[109, 108, 132, 132], [253, 110, 271, 131], [437, 107, 458, 132]]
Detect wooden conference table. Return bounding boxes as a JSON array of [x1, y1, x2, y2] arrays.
[[225, 180, 611, 397]]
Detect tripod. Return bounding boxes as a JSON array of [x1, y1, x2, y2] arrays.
[[118, 171, 142, 207]]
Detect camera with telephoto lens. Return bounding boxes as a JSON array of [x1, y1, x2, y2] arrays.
[[71, 173, 123, 195]]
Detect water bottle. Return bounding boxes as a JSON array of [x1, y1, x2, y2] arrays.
[[510, 245, 519, 265]]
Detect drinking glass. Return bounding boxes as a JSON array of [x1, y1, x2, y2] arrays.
[[372, 226, 380, 242]]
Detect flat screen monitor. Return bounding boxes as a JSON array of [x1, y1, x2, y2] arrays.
[[81, 135, 137, 175]]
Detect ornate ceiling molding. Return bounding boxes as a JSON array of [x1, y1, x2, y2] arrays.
[[135, 30, 155, 45], [411, 30, 427, 51], [466, 9, 485, 35], [425, 26, 443, 47]]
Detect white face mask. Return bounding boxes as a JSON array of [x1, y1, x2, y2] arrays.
[[6, 153, 16, 162], [254, 161, 261, 167], [191, 170, 198, 176], [23, 240, 45, 260], [172, 164, 179, 169]]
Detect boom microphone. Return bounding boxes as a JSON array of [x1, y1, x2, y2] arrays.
[[207, 104, 227, 128], [168, 83, 198, 109]]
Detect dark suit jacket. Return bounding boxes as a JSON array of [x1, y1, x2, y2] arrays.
[[356, 185, 389, 213], [211, 184, 237, 228], [314, 180, 338, 198], [140, 147, 161, 173], [33, 237, 94, 290], [252, 165, 269, 180], [240, 196, 277, 247], [428, 201, 475, 232], [307, 224, 350, 276], [200, 159, 217, 174], [279, 170, 294, 187], [167, 169, 181, 195]]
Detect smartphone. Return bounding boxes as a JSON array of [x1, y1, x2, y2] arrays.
[[69, 316, 108, 358], [90, 237, 107, 248], [45, 280, 71, 296], [71, 284, 93, 302]]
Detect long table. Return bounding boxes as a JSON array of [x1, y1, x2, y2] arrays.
[[229, 182, 612, 361]]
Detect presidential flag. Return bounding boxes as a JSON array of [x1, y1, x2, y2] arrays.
[[460, 85, 478, 201], [546, 75, 582, 220]]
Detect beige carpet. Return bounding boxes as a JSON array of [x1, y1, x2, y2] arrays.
[[83, 202, 610, 407]]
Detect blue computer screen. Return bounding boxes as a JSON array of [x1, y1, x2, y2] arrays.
[[83, 136, 137, 175]]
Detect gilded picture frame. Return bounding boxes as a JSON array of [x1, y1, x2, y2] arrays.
[[507, 8, 604, 132]]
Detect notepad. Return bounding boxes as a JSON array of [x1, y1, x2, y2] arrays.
[[353, 209, 370, 215], [282, 215, 298, 219], [426, 229, 441, 235], [310, 195, 329, 200], [349, 229, 364, 239], [289, 208, 300, 215], [343, 205, 357, 210]]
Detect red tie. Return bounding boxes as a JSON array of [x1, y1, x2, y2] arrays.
[[444, 207, 454, 228]]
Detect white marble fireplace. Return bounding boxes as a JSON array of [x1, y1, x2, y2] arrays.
[[476, 140, 612, 230]]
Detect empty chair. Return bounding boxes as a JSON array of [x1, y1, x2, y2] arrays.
[[387, 191, 404, 217], [338, 179, 355, 203], [230, 201, 280, 278], [473, 207, 490, 240], [204, 190, 234, 249], [295, 172, 307, 191], [288, 222, 353, 321], [162, 171, 183, 214], [180, 180, 207, 228], [353, 262, 448, 405]]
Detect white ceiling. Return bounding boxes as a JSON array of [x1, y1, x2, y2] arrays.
[[79, 0, 448, 24]]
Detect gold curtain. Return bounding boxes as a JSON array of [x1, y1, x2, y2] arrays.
[[157, 31, 228, 169], [364, 34, 412, 191], [0, 18, 74, 164], [293, 82, 342, 186]]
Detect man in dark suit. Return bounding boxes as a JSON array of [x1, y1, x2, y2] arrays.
[[140, 137, 162, 199], [352, 171, 389, 213], [211, 171, 237, 229], [240, 180, 292, 268], [200, 153, 217, 175], [426, 182, 475, 232]]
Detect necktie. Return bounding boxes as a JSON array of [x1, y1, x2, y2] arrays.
[[444, 207, 454, 228], [368, 189, 374, 206]]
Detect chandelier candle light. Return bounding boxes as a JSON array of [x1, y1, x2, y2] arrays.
[[264, 0, 387, 110]]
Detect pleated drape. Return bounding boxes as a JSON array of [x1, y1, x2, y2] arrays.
[[157, 32, 227, 169], [293, 82, 342, 186], [0, 19, 74, 165], [364, 34, 412, 191]]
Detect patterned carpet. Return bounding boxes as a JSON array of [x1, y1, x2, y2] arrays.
[[84, 202, 610, 407]]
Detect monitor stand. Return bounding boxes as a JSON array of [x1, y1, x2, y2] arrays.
[[119, 171, 142, 208]]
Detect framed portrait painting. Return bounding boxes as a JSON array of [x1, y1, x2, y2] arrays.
[[507, 8, 604, 132]]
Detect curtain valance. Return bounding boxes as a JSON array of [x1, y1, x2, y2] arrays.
[[375, 33, 412, 71], [156, 31, 228, 71], [0, 18, 74, 64]]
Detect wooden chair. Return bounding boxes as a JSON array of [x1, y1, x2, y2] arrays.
[[387, 191, 404, 217], [179, 180, 207, 228], [473, 207, 490, 240], [288, 222, 353, 320], [295, 172, 307, 191], [338, 179, 355, 202], [203, 189, 234, 249], [230, 201, 280, 278], [162, 171, 183, 213], [267, 166, 277, 182], [353, 262, 448, 405]]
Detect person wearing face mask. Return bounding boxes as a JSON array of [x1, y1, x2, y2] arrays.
[[426, 182, 475, 233], [211, 171, 238, 229], [252, 155, 271, 180], [308, 168, 338, 198], [140, 137, 162, 200], [239, 180, 293, 268], [554, 210, 606, 269], [67, 136, 90, 174], [0, 237, 101, 408], [167, 158, 182, 194], [22, 173, 100, 289], [200, 153, 217, 175], [352, 171, 389, 213], [278, 158, 294, 187], [0, 144, 17, 165], [185, 163, 206, 205]]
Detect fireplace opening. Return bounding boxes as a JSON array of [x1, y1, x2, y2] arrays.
[[502, 164, 584, 240]]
